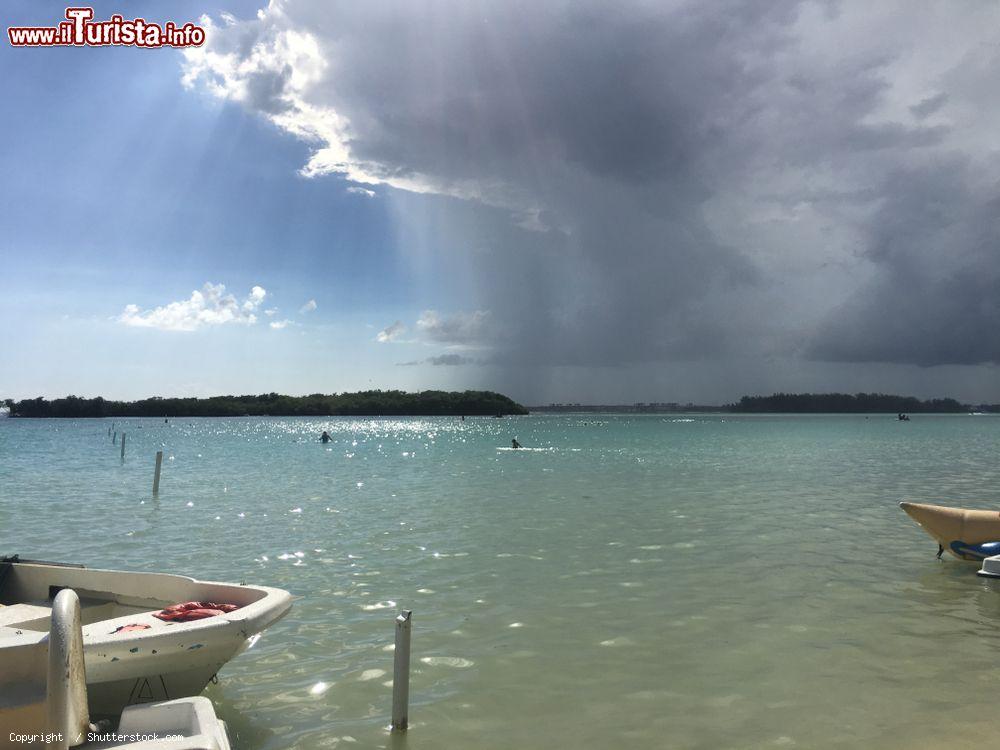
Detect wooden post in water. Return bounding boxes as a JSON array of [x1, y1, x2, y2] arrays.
[[152, 450, 163, 494], [112, 431, 117, 445], [391, 609, 412, 732], [120, 433, 126, 460]]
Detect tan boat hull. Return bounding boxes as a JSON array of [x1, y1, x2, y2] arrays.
[[900, 501, 1000, 560]]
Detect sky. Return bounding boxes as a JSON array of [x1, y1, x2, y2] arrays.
[[3, 0, 1000, 405]]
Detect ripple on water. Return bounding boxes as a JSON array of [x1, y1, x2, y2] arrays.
[[360, 600, 397, 611], [358, 669, 386, 681], [707, 694, 742, 708], [419, 656, 474, 668], [599, 637, 635, 647]]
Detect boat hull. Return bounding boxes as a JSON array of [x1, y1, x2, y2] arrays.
[[88, 664, 221, 717], [84, 627, 256, 716], [899, 501, 1000, 560]]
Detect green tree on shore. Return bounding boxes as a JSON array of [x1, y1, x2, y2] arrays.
[[729, 392, 968, 413], [5, 390, 528, 418]]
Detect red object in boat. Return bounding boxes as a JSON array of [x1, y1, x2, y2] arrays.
[[152, 601, 240, 622], [112, 623, 151, 634]]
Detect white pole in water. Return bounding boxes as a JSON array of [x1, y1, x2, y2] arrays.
[[120, 433, 126, 460], [391, 610, 412, 732], [152, 450, 163, 494]]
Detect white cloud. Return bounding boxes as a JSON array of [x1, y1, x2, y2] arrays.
[[300, 299, 317, 313], [245, 285, 266, 308], [376, 320, 405, 343], [270, 319, 293, 329], [375, 311, 494, 347], [264, 308, 279, 316], [347, 187, 376, 198], [119, 283, 267, 332], [181, 15, 357, 179], [415, 310, 492, 346], [179, 8, 541, 222]]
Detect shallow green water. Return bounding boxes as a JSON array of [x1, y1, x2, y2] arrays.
[[3, 414, 1000, 749]]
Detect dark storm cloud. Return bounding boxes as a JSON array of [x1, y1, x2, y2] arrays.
[[184, 0, 1000, 386], [909, 92, 948, 120], [397, 354, 478, 366], [807, 156, 1000, 366], [327, 1, 797, 187], [302, 0, 797, 365], [427, 354, 476, 366]]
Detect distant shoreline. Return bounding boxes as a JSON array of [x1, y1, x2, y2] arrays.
[[533, 392, 1000, 414], [4, 391, 999, 418], [2, 390, 529, 418], [529, 407, 997, 415]]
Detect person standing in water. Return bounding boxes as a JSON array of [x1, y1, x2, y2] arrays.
[[321, 431, 331, 443]]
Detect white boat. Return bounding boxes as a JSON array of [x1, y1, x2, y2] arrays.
[[4, 586, 234, 748], [0, 557, 292, 717]]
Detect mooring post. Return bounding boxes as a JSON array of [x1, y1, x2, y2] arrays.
[[113, 431, 117, 445], [153, 450, 163, 494], [120, 433, 126, 460], [391, 610, 412, 732]]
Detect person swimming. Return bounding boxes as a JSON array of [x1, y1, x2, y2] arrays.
[[511, 438, 522, 449], [321, 431, 331, 443]]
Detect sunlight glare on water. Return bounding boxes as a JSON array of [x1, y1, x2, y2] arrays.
[[3, 414, 1000, 749]]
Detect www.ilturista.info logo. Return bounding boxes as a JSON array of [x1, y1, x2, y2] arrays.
[[8, 7, 206, 48]]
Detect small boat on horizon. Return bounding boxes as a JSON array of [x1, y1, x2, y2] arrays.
[[900, 501, 1000, 561], [0, 556, 292, 717]]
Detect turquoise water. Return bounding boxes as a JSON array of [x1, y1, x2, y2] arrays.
[[3, 414, 1000, 749]]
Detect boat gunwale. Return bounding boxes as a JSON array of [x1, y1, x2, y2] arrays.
[[0, 562, 293, 648]]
